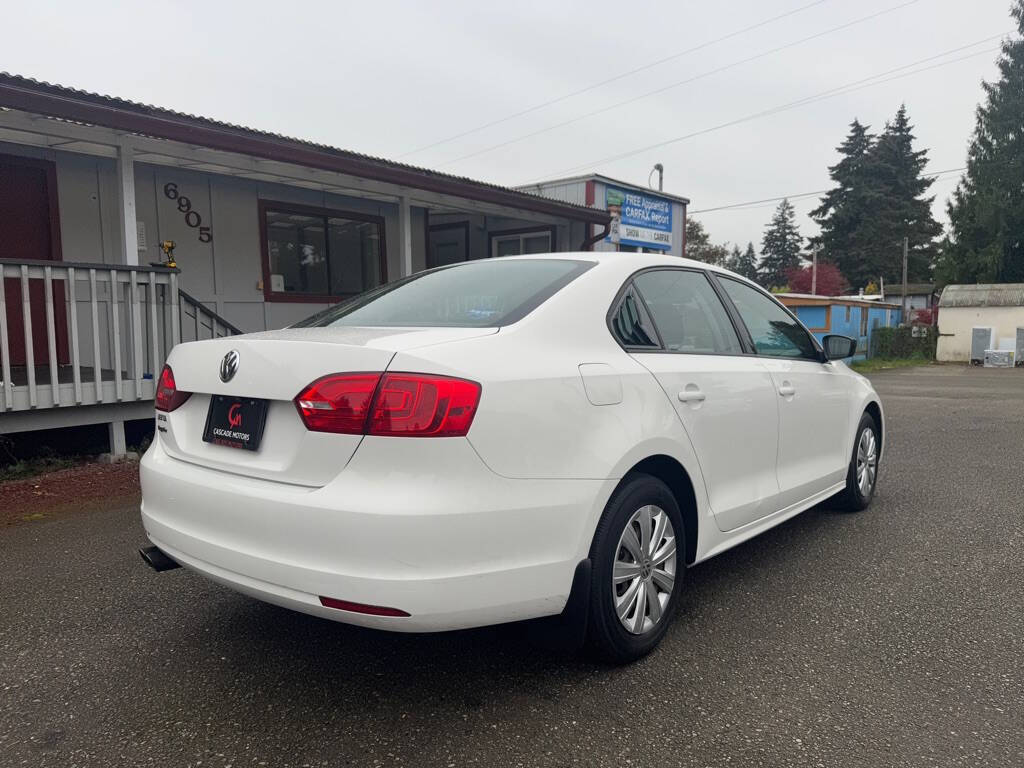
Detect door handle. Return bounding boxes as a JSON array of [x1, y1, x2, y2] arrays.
[[777, 382, 796, 397], [678, 388, 706, 404]]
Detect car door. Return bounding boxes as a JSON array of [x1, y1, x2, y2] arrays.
[[715, 276, 851, 510], [615, 268, 781, 532]]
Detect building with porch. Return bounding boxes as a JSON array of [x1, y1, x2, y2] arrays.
[[0, 73, 610, 451]]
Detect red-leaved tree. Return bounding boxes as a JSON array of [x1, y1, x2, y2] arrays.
[[785, 262, 849, 296]]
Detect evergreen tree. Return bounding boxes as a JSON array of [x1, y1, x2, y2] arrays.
[[725, 244, 743, 272], [940, 3, 1024, 283], [811, 108, 941, 287], [685, 218, 729, 266], [736, 242, 760, 281], [867, 104, 941, 283], [759, 199, 803, 288], [810, 120, 878, 286], [726, 241, 760, 281]]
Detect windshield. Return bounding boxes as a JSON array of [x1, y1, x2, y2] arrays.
[[293, 258, 595, 328]]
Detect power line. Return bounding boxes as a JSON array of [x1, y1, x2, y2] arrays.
[[396, 0, 834, 159], [690, 167, 966, 214], [525, 41, 1003, 183], [438, 0, 923, 168]]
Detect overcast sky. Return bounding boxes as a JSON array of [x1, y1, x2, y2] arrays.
[[3, 0, 1013, 252]]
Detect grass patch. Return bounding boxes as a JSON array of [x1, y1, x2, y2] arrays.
[[0, 455, 80, 483], [851, 357, 933, 374]]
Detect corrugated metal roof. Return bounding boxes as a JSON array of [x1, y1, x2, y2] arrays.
[[0, 72, 608, 222], [886, 282, 936, 296], [938, 283, 1024, 308], [518, 173, 691, 205]]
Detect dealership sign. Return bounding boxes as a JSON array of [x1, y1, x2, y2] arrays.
[[605, 186, 673, 250]]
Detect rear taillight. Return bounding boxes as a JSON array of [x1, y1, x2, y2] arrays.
[[155, 365, 191, 412], [294, 372, 481, 437], [369, 373, 481, 437], [294, 373, 381, 434]]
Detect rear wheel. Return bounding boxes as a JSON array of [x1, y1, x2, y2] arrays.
[[585, 474, 684, 664], [835, 411, 880, 512]]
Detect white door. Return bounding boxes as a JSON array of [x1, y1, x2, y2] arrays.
[[618, 269, 781, 532], [716, 277, 852, 510]]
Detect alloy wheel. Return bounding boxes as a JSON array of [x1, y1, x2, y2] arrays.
[[612, 505, 677, 635], [856, 428, 878, 497]]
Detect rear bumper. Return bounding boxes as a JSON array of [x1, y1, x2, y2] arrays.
[[140, 436, 604, 632]]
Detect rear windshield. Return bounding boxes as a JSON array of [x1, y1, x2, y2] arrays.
[[293, 258, 595, 328]]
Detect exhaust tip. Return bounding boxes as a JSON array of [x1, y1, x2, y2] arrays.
[[139, 545, 181, 572]]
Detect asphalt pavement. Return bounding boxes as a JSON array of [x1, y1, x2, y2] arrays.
[[1, 365, 1022, 767]]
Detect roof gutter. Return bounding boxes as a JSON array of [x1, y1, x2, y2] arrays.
[[580, 221, 610, 251], [0, 78, 611, 227]]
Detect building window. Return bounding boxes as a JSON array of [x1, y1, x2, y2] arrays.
[[260, 201, 386, 302], [845, 306, 851, 323], [489, 227, 556, 258], [860, 307, 869, 337], [428, 222, 470, 268]]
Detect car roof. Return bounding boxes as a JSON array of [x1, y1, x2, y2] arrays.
[[496, 251, 738, 278]]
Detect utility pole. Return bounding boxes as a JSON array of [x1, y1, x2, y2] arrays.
[[901, 236, 909, 324], [811, 245, 820, 295]]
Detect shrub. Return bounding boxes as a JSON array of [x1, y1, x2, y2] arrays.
[[870, 326, 937, 360]]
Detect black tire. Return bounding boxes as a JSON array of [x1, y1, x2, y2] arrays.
[[835, 411, 880, 512], [585, 473, 685, 664]]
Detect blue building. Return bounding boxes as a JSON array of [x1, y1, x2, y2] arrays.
[[778, 294, 903, 360]]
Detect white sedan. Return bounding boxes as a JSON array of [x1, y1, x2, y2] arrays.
[[140, 253, 883, 663]]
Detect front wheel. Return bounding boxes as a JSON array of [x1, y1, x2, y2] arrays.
[[585, 474, 685, 664], [836, 411, 880, 512]]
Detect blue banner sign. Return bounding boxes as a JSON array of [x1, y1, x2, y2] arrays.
[[605, 186, 673, 250]]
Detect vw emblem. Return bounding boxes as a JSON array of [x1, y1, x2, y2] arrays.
[[219, 350, 240, 383]]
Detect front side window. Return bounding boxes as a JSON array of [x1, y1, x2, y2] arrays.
[[719, 277, 819, 359], [632, 270, 742, 354], [295, 258, 593, 328], [263, 203, 385, 300]]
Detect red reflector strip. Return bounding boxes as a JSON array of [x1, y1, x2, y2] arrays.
[[319, 596, 410, 617]]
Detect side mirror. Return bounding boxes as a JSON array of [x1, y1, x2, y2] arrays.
[[822, 334, 857, 361]]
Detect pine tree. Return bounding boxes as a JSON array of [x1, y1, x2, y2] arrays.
[[867, 104, 942, 283], [728, 241, 760, 282], [811, 108, 941, 287], [810, 120, 878, 286], [759, 199, 803, 288], [726, 244, 743, 272], [685, 218, 729, 266], [940, 4, 1024, 283]]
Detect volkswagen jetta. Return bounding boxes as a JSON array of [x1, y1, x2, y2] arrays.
[[140, 253, 883, 662]]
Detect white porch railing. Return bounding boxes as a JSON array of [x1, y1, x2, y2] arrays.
[[0, 259, 239, 417]]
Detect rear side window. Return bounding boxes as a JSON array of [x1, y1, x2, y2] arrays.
[[632, 270, 743, 355], [294, 259, 594, 328], [610, 287, 660, 348]]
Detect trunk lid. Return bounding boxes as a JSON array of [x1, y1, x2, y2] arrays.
[[159, 326, 496, 486]]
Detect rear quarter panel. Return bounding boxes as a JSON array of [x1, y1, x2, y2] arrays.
[[384, 263, 717, 563]]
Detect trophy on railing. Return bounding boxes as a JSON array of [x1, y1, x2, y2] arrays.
[[152, 240, 177, 269]]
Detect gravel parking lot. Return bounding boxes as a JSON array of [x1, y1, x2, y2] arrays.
[[2, 365, 1022, 767]]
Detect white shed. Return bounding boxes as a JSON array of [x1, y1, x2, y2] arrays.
[[936, 284, 1024, 363]]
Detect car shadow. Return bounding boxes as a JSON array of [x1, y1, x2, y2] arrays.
[[193, 496, 861, 709]]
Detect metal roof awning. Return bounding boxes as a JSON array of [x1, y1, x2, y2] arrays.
[[0, 72, 610, 227]]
